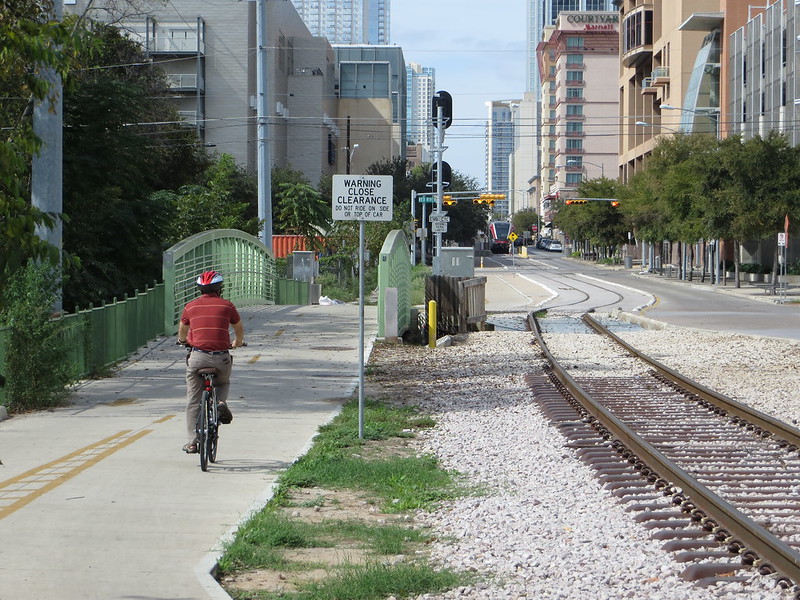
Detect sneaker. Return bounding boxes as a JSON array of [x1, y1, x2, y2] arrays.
[[217, 402, 233, 424], [183, 442, 198, 454]]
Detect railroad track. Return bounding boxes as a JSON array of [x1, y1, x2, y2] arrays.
[[527, 312, 800, 597]]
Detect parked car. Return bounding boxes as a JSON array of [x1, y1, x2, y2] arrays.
[[548, 240, 563, 252], [538, 238, 551, 250]]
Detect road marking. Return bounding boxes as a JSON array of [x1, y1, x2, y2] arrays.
[[0, 429, 152, 520]]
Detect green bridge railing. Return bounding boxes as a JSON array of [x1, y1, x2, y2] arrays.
[[377, 230, 412, 338], [163, 229, 276, 333]]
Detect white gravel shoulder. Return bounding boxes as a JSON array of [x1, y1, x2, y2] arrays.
[[401, 318, 797, 600]]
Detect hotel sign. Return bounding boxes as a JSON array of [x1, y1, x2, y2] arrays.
[[560, 12, 619, 32]]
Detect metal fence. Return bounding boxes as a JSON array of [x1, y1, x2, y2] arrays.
[[377, 230, 412, 338], [163, 229, 276, 333], [0, 282, 166, 405]]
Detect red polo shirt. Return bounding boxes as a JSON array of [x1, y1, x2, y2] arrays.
[[180, 294, 241, 351]]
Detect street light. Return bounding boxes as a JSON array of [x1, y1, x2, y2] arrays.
[[566, 158, 604, 178], [635, 120, 680, 134]]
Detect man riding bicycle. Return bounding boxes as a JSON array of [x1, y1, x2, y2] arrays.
[[177, 270, 245, 454]]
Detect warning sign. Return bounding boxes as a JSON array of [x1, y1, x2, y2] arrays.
[[332, 175, 394, 221]]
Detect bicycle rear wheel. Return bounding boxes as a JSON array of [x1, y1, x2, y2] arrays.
[[197, 390, 211, 471], [208, 391, 219, 463]]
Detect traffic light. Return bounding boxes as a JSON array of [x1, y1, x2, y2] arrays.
[[432, 90, 453, 129], [431, 161, 452, 189], [443, 196, 456, 206], [610, 201, 620, 207], [565, 199, 588, 205], [477, 193, 505, 207]]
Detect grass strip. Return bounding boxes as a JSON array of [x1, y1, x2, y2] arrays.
[[219, 397, 476, 598]]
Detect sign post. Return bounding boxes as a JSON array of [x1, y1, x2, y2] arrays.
[[332, 175, 393, 437]]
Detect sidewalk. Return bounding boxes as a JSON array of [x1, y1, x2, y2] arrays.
[[0, 303, 376, 600]]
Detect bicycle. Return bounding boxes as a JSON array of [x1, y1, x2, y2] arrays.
[[179, 341, 246, 471], [195, 367, 220, 472]]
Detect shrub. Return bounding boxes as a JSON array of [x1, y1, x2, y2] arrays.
[[0, 262, 75, 411]]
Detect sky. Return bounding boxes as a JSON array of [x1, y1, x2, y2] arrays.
[[391, 0, 528, 187]]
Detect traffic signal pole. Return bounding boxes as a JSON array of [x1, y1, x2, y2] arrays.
[[433, 104, 445, 275]]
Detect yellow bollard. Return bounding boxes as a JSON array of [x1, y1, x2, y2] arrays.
[[480, 256, 484, 268], [428, 300, 437, 348]]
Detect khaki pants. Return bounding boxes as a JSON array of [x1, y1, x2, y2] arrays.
[[185, 351, 232, 443]]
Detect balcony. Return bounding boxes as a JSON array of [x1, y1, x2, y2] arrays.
[[641, 77, 657, 95], [651, 66, 669, 85], [165, 73, 204, 92]]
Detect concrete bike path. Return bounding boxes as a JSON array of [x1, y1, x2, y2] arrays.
[[0, 303, 377, 600]]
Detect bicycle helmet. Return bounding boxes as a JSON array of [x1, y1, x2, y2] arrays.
[[196, 271, 223, 286]]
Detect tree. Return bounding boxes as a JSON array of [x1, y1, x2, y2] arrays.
[[0, 1, 84, 295], [163, 154, 260, 246], [61, 21, 210, 309], [511, 208, 539, 238], [276, 182, 331, 250], [556, 178, 627, 256]]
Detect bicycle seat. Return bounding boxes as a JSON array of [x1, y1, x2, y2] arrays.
[[196, 367, 219, 376]]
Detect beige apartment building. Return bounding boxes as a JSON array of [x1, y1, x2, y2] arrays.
[[537, 11, 620, 225], [616, 0, 755, 180]]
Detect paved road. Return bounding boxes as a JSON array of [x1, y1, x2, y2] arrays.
[[482, 248, 800, 341], [0, 303, 376, 600]]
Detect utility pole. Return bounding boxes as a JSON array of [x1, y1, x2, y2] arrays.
[[32, 0, 64, 312], [256, 0, 273, 251]]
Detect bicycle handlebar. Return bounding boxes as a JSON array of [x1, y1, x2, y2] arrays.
[[176, 340, 247, 349]]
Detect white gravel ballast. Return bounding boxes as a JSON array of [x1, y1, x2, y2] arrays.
[[384, 317, 800, 600]]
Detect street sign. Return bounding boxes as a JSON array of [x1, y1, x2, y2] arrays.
[[417, 194, 436, 204], [332, 175, 393, 221], [431, 221, 448, 233], [508, 232, 518, 242], [429, 211, 450, 223], [778, 232, 787, 247]]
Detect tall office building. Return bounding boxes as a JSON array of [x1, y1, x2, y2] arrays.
[[406, 62, 435, 150], [526, 0, 614, 96], [486, 100, 521, 216], [291, 0, 390, 44]]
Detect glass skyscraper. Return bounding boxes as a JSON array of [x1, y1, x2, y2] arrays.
[[290, 0, 390, 45]]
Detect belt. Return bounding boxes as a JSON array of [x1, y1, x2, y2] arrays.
[[191, 348, 229, 355]]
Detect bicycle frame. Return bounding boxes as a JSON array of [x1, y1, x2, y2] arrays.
[[196, 369, 219, 471]]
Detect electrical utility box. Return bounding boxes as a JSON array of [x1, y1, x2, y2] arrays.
[[440, 247, 474, 278], [288, 251, 318, 282]]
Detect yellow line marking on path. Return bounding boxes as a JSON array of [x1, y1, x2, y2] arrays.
[[0, 429, 152, 520], [153, 415, 174, 424]]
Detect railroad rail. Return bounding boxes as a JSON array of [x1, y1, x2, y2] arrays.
[[527, 311, 800, 596]]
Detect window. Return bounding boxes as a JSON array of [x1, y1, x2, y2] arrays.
[[567, 71, 583, 82], [566, 173, 583, 185], [566, 87, 583, 99], [566, 122, 583, 134], [566, 139, 583, 150], [566, 156, 582, 166], [566, 105, 583, 116], [566, 36, 584, 48], [566, 54, 583, 65]]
